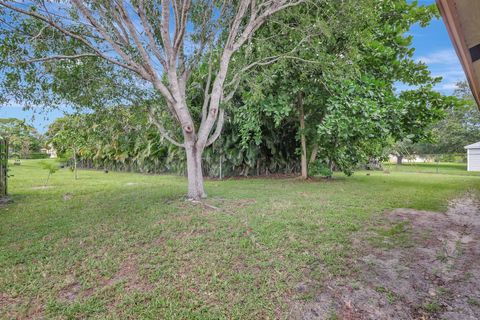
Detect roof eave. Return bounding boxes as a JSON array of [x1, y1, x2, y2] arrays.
[[464, 143, 480, 149], [436, 0, 480, 110]]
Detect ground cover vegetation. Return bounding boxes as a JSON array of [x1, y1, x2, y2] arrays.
[[1, 160, 479, 319]]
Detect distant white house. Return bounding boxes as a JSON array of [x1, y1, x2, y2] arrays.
[[388, 154, 433, 164], [465, 142, 480, 171], [40, 144, 58, 158]]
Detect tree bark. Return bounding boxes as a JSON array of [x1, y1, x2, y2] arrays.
[[44, 172, 51, 187], [298, 92, 307, 179], [328, 158, 334, 172], [309, 144, 318, 164], [397, 155, 403, 165], [185, 143, 206, 200], [73, 149, 78, 180]]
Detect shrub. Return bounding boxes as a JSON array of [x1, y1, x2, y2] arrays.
[[28, 152, 49, 159], [308, 161, 333, 178], [40, 161, 59, 186]]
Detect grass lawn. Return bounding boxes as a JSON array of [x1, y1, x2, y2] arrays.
[[384, 161, 480, 176], [1, 160, 479, 319]]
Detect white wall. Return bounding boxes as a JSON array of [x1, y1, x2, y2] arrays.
[[388, 154, 434, 163], [467, 148, 480, 171]]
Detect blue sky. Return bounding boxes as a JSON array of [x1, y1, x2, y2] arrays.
[[0, 0, 466, 133], [406, 0, 465, 92]]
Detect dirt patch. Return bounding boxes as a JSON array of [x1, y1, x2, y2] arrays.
[[291, 195, 480, 319], [57, 255, 153, 304], [105, 256, 154, 292], [166, 197, 257, 214], [210, 173, 298, 180], [0, 293, 43, 319], [0, 196, 12, 206], [63, 193, 73, 201], [0, 293, 20, 310], [212, 198, 257, 213], [58, 282, 82, 302], [31, 186, 53, 190]]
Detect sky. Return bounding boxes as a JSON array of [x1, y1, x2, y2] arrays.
[[0, 0, 466, 133]]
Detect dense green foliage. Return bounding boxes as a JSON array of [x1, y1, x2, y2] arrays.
[[415, 81, 480, 154], [46, 108, 177, 173], [0, 118, 44, 158], [389, 81, 480, 161], [1, 1, 457, 178], [230, 0, 455, 175]]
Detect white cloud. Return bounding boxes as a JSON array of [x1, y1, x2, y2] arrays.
[[396, 47, 466, 95], [413, 49, 466, 94], [431, 68, 465, 79], [416, 49, 459, 65], [437, 82, 460, 91]]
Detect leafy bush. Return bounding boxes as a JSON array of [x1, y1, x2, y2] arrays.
[[28, 152, 49, 159], [9, 152, 20, 159], [436, 154, 466, 163], [308, 161, 333, 178]]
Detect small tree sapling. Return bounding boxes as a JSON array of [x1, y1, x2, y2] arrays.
[[40, 161, 58, 187]]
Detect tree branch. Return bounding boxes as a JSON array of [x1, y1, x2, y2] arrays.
[[71, 0, 175, 105], [232, 0, 306, 51], [148, 109, 185, 148], [0, 1, 141, 74], [136, 0, 167, 68], [71, 0, 150, 78], [160, 0, 175, 65], [201, 53, 214, 124], [206, 108, 225, 147], [198, 0, 306, 146], [17, 53, 98, 64]]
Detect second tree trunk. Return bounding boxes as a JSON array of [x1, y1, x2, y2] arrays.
[[298, 92, 307, 179], [185, 144, 206, 200]]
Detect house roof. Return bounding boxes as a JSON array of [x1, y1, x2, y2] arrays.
[[436, 0, 480, 110], [465, 141, 480, 149]]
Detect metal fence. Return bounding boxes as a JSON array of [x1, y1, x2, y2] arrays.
[[0, 137, 7, 197]]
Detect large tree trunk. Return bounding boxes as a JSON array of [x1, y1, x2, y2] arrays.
[[309, 144, 318, 164], [298, 92, 308, 179], [185, 143, 206, 200], [73, 149, 78, 180], [397, 155, 403, 165]]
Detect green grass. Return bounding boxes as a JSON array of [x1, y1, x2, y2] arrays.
[[1, 160, 479, 319], [384, 162, 480, 176]]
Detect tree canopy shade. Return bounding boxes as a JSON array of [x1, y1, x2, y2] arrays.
[[0, 0, 305, 199]]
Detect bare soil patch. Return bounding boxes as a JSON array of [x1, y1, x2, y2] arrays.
[[58, 281, 82, 302], [58, 255, 153, 304], [104, 255, 154, 293], [0, 196, 12, 206], [31, 186, 53, 190], [291, 195, 480, 320]]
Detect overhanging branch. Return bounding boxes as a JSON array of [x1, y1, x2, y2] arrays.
[[148, 109, 185, 148], [17, 53, 98, 64], [206, 108, 225, 147], [0, 1, 141, 75]]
